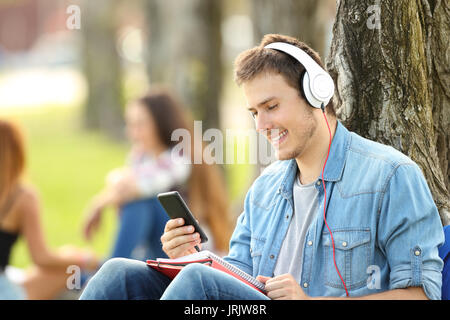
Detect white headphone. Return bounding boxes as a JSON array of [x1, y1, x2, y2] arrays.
[[264, 42, 334, 109]]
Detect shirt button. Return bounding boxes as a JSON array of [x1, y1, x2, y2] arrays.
[[303, 282, 308, 288], [286, 215, 289, 220], [270, 254, 275, 259], [342, 241, 348, 247], [316, 180, 321, 186], [307, 240, 313, 246], [414, 250, 421, 256]]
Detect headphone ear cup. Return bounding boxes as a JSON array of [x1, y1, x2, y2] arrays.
[[302, 71, 321, 109]]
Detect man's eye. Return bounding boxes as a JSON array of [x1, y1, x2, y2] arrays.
[[250, 111, 257, 118], [268, 104, 278, 110]]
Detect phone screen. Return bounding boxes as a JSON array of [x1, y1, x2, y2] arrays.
[[157, 191, 208, 243]]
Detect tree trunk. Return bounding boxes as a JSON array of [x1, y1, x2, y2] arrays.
[[326, 0, 450, 225], [81, 0, 124, 139], [429, 0, 450, 197], [250, 0, 328, 58], [144, 0, 223, 130]]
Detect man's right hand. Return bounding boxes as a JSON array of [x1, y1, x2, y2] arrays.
[[160, 218, 202, 259]]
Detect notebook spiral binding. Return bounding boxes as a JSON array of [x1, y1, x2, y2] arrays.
[[208, 252, 266, 292]]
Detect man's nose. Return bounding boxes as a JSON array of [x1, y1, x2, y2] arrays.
[[255, 112, 273, 134]]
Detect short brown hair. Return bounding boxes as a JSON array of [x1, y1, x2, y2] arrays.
[[234, 34, 335, 116]]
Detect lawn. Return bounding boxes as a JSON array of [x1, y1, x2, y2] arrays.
[[2, 104, 255, 269], [3, 105, 127, 268]]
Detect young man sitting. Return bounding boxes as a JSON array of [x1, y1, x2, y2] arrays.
[[80, 34, 444, 300]]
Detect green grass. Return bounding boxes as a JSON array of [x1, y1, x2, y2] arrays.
[[2, 106, 128, 268], [2, 104, 257, 268]]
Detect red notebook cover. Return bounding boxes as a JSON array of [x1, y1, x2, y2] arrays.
[[146, 251, 266, 294]]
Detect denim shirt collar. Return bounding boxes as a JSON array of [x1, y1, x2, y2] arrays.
[[278, 121, 350, 198]]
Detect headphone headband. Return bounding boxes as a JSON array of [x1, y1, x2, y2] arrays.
[[264, 42, 334, 109]]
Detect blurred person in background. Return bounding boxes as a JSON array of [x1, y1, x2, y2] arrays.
[[0, 119, 99, 299], [82, 87, 233, 262]]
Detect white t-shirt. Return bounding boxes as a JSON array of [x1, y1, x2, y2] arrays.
[[273, 174, 319, 282]]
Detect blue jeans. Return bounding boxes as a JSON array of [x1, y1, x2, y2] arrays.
[[111, 197, 169, 261], [79, 258, 269, 300], [0, 273, 26, 299]]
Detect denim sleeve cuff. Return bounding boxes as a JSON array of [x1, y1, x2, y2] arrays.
[[390, 250, 442, 300], [389, 267, 442, 300], [389, 246, 443, 300]]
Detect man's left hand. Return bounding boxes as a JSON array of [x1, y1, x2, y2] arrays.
[[257, 274, 310, 300]]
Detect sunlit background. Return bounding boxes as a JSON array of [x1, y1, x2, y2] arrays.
[[0, 0, 336, 269]]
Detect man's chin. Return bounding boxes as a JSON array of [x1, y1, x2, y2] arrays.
[[275, 149, 299, 161]]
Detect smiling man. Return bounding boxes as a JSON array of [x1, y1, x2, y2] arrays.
[[80, 34, 444, 300], [243, 72, 329, 184]]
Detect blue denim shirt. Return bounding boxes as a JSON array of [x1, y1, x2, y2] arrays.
[[224, 121, 444, 299]]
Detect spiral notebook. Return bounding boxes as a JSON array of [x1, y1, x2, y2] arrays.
[[146, 250, 266, 294]]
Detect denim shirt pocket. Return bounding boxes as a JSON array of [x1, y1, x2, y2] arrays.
[[322, 228, 371, 291], [250, 237, 266, 276]]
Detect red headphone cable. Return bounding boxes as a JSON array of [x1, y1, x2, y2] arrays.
[[320, 104, 349, 297]]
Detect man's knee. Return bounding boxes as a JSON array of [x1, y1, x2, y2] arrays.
[[176, 263, 210, 282], [161, 264, 212, 300], [89, 258, 147, 287], [100, 257, 129, 271], [99, 258, 131, 275], [80, 258, 152, 300], [172, 263, 219, 291]]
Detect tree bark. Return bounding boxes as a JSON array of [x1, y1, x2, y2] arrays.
[[144, 0, 223, 130], [326, 0, 450, 225], [429, 0, 450, 195]]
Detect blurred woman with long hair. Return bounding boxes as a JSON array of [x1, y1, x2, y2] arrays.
[[0, 119, 98, 299], [83, 87, 233, 261]]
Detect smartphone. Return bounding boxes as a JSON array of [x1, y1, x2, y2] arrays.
[[157, 191, 208, 244]]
